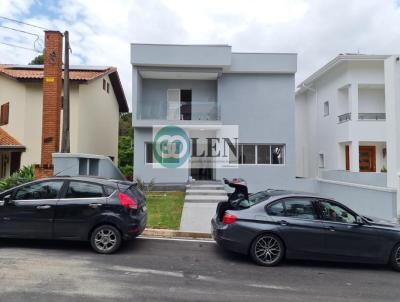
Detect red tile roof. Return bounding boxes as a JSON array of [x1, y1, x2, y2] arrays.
[[0, 127, 24, 148], [0, 64, 116, 81], [0, 65, 129, 113]]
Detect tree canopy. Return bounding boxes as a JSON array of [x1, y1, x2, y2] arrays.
[[29, 54, 44, 65]]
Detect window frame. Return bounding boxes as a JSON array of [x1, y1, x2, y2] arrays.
[[316, 199, 359, 225], [12, 180, 65, 201], [266, 197, 320, 221], [60, 180, 106, 199], [234, 143, 285, 166], [0, 102, 10, 126], [323, 101, 330, 116], [145, 142, 154, 164]]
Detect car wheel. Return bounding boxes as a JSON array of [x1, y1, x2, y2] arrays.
[[90, 225, 122, 254], [390, 243, 400, 272], [250, 233, 285, 266]]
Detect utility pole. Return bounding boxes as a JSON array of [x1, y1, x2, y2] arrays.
[[61, 30, 70, 152]]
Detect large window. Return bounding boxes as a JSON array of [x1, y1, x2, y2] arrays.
[[233, 144, 285, 165], [65, 182, 104, 199], [14, 181, 63, 200]]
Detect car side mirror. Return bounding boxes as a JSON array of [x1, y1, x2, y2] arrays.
[[356, 216, 364, 225], [3, 195, 14, 206]]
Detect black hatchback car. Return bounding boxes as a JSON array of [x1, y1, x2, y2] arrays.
[[212, 190, 400, 271], [0, 177, 147, 254]]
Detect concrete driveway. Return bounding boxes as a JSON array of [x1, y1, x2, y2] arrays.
[[0, 237, 399, 302]]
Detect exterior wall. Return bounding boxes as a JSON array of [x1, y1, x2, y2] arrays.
[[23, 83, 43, 166], [385, 55, 400, 214], [0, 75, 26, 144], [296, 60, 387, 178], [140, 79, 217, 120], [74, 76, 120, 162], [0, 74, 120, 172], [133, 127, 189, 183], [216, 73, 298, 192], [317, 180, 396, 221]]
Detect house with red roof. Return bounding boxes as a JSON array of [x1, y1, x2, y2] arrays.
[[0, 63, 128, 178]]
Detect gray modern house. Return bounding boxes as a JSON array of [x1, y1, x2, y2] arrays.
[[131, 44, 304, 193]]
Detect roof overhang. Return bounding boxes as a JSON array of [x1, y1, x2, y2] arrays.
[[297, 54, 390, 91]]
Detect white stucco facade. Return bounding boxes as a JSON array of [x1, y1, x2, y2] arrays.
[[0, 70, 124, 176], [296, 54, 400, 216]]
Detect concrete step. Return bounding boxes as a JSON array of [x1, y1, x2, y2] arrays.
[[186, 184, 224, 190], [185, 195, 228, 202], [186, 189, 227, 195]]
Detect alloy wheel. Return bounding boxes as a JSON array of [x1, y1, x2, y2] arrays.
[[254, 235, 282, 265], [396, 246, 400, 266], [94, 228, 117, 252]]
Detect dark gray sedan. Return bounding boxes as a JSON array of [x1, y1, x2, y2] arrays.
[[211, 190, 400, 271]]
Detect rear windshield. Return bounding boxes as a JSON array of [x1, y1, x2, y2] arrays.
[[236, 191, 272, 209]]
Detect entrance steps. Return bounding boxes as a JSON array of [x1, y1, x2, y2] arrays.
[[184, 180, 227, 203]]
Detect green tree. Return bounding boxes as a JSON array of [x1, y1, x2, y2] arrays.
[[118, 135, 133, 179], [119, 112, 132, 136], [29, 54, 44, 65]]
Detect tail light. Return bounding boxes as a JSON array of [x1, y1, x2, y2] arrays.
[[118, 192, 138, 210], [222, 213, 237, 225]]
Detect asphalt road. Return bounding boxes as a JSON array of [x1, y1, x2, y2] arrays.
[[0, 237, 399, 302]]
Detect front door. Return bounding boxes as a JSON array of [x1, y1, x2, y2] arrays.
[[1, 180, 64, 239], [359, 146, 376, 172], [318, 200, 381, 261]]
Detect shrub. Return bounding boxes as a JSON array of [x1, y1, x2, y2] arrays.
[[135, 176, 155, 193], [0, 165, 34, 192]]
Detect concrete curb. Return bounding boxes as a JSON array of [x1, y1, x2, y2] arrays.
[[142, 228, 212, 240]]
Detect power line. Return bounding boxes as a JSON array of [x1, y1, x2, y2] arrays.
[[0, 41, 41, 53], [0, 24, 41, 37], [0, 24, 44, 52], [0, 16, 48, 30]]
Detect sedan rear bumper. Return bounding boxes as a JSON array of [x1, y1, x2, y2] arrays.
[[211, 217, 249, 255]]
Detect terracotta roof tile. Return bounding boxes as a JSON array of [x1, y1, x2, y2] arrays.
[[0, 127, 24, 147], [0, 64, 128, 113], [0, 64, 116, 81]]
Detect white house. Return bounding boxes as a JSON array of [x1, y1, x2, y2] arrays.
[[296, 54, 399, 217]]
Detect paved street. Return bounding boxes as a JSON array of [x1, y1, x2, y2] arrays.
[[0, 237, 399, 302]]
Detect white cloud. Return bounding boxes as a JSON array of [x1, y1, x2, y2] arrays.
[[1, 0, 400, 109]]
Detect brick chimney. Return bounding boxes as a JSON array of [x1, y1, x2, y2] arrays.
[[35, 31, 63, 179]]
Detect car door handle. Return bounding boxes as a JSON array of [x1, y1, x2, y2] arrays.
[[89, 203, 102, 208], [36, 205, 51, 210], [326, 226, 335, 232], [279, 220, 288, 226]]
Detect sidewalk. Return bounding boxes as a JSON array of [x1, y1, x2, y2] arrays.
[[179, 181, 227, 233]]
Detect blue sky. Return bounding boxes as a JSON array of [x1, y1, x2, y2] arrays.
[[1, 0, 400, 108]]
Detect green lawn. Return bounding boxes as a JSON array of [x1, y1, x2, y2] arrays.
[[145, 192, 185, 230]]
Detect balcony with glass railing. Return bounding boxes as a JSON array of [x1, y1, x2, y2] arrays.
[[358, 112, 386, 121], [137, 101, 220, 122]]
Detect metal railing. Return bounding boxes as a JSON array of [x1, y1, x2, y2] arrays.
[[358, 112, 386, 121], [338, 112, 351, 123], [139, 101, 220, 121]]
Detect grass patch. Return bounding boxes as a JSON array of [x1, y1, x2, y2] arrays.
[[145, 191, 185, 230]]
